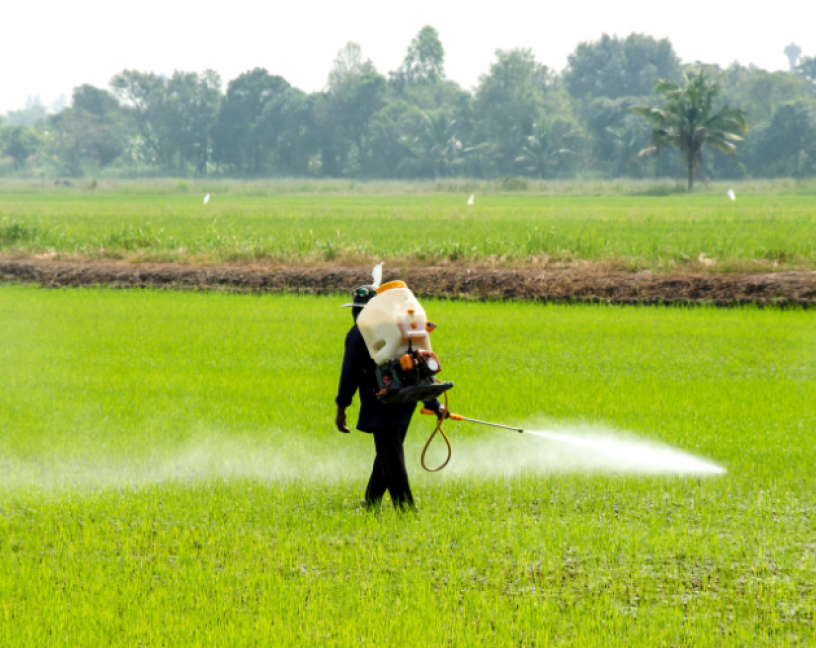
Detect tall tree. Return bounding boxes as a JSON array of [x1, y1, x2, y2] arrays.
[[3, 96, 48, 128], [270, 89, 318, 176], [795, 56, 816, 95], [47, 84, 132, 175], [73, 85, 122, 119], [327, 42, 375, 92], [110, 70, 171, 166], [514, 120, 576, 178], [320, 44, 386, 175], [474, 49, 549, 174], [400, 110, 476, 178], [211, 68, 290, 173], [165, 71, 221, 174], [752, 102, 816, 177], [563, 33, 681, 100], [1, 126, 40, 168], [720, 66, 811, 125], [390, 26, 445, 91], [111, 70, 221, 172], [631, 69, 748, 191]]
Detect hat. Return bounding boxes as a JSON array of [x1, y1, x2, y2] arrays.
[[341, 285, 377, 308]]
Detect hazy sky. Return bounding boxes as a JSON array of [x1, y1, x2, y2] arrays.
[[2, 0, 813, 115]]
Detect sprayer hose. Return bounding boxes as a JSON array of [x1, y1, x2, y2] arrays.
[[421, 392, 452, 473]]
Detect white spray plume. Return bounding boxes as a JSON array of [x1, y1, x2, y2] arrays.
[[727, 188, 735, 201], [371, 262, 383, 288], [467, 194, 475, 206], [203, 193, 210, 205], [442, 423, 726, 477], [0, 423, 725, 493]]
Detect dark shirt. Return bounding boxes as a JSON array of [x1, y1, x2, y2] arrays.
[[336, 325, 439, 433]]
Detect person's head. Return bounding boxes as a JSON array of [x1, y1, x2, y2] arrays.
[[341, 285, 377, 321]]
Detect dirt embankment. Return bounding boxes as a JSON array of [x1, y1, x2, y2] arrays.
[[2, 259, 815, 306]]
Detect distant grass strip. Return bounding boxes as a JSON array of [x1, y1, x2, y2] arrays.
[[1, 191, 815, 271]]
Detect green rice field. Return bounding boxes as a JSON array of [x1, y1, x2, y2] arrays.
[[2, 189, 816, 270], [1, 286, 815, 645]]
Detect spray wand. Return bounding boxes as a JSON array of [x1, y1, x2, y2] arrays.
[[423, 411, 525, 434], [418, 394, 525, 472]]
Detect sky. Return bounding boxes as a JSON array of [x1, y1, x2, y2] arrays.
[[2, 0, 814, 115]]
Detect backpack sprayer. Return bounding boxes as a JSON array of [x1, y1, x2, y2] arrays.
[[354, 266, 525, 472], [357, 279, 453, 406]]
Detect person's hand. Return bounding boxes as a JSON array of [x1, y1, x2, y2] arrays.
[[435, 405, 451, 421], [335, 407, 350, 433]]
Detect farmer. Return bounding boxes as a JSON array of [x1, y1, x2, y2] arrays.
[[335, 284, 446, 510]]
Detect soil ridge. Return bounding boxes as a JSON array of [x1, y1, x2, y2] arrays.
[[2, 259, 814, 306]]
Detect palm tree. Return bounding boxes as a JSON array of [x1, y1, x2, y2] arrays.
[[514, 122, 574, 178], [400, 111, 480, 178], [631, 69, 748, 191]]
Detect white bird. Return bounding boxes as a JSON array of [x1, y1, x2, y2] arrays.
[[203, 193, 210, 205], [371, 262, 383, 289], [467, 194, 475, 206], [727, 189, 735, 201]]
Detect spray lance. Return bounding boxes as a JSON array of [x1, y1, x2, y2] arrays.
[[355, 266, 524, 472], [415, 396, 526, 472]]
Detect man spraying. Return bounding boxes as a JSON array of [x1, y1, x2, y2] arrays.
[[335, 273, 450, 510]]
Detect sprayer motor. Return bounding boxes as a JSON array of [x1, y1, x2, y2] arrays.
[[374, 346, 453, 404]]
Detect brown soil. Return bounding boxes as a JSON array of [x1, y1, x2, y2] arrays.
[[2, 259, 815, 307]]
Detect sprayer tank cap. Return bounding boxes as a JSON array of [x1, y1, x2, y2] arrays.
[[376, 280, 407, 295]]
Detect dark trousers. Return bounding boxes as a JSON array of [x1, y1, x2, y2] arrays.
[[365, 425, 415, 510]]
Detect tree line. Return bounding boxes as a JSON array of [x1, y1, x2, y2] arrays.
[[2, 28, 816, 182]]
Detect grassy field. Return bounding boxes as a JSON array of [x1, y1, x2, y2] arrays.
[[1, 286, 815, 645], [2, 188, 816, 271]]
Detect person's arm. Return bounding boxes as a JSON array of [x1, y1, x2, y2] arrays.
[[335, 330, 365, 433]]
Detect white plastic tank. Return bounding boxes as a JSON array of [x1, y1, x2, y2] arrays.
[[357, 281, 433, 365]]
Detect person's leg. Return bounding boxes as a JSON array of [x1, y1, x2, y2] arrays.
[[365, 452, 387, 507], [371, 425, 414, 510]]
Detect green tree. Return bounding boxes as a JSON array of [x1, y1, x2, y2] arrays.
[[631, 69, 748, 191], [362, 100, 417, 177], [720, 65, 811, 125], [321, 43, 386, 176], [585, 97, 659, 176], [165, 71, 221, 174], [73, 85, 121, 118], [400, 110, 477, 178], [753, 102, 816, 177], [110, 70, 171, 166], [564, 34, 681, 100], [270, 89, 318, 176], [327, 42, 375, 92], [110, 70, 220, 172], [3, 96, 48, 128], [211, 68, 290, 173], [474, 49, 549, 175], [514, 120, 576, 178], [48, 85, 128, 175], [795, 56, 816, 95], [390, 26, 445, 91], [1, 126, 40, 168]]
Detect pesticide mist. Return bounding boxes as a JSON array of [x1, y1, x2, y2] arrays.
[[447, 423, 726, 477], [0, 423, 725, 492]]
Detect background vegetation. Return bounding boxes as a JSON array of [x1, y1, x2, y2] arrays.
[[1, 288, 814, 645], [3, 29, 816, 183]]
